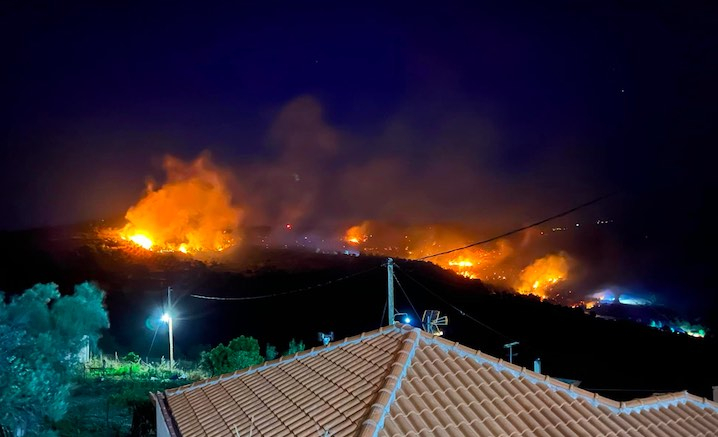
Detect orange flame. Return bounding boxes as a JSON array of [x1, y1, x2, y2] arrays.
[[515, 253, 570, 298], [344, 222, 370, 245], [118, 153, 242, 254], [342, 221, 512, 281]]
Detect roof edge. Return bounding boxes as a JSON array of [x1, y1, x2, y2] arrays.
[[356, 325, 420, 437], [618, 391, 718, 414], [150, 391, 181, 437], [423, 330, 718, 413], [166, 324, 403, 397]]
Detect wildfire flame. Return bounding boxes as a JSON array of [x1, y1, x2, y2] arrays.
[[515, 253, 570, 298], [118, 153, 243, 254], [344, 222, 370, 245], [128, 234, 153, 250], [342, 221, 512, 281], [342, 221, 572, 299]]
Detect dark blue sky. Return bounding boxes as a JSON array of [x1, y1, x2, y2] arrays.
[[1, 1, 715, 230]]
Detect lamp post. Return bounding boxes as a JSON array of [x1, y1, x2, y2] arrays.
[[162, 287, 174, 369]]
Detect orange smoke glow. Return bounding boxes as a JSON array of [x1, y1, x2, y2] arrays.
[[448, 257, 478, 279], [128, 234, 153, 250], [515, 253, 570, 298], [342, 221, 512, 281], [118, 153, 242, 254], [344, 222, 370, 245]]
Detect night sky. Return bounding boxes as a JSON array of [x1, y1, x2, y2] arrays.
[[1, 3, 716, 311]]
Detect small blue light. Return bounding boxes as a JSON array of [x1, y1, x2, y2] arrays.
[[404, 317, 411, 324]]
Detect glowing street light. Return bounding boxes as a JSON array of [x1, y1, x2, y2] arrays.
[[161, 311, 174, 369], [395, 312, 412, 325], [163, 287, 175, 369]]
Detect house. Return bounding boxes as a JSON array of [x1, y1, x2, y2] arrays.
[[152, 324, 718, 436]]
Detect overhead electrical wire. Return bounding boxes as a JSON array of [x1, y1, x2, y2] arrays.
[[191, 192, 614, 301], [395, 263, 513, 341], [379, 299, 387, 328], [418, 191, 617, 260], [393, 272, 421, 322], [190, 265, 380, 301]]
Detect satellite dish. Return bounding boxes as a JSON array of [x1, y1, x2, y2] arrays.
[[422, 310, 448, 336]]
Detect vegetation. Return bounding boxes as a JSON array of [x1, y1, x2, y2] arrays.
[[265, 343, 278, 361], [199, 335, 264, 376], [56, 358, 191, 436], [0, 282, 109, 436], [123, 351, 141, 364], [284, 338, 306, 356]]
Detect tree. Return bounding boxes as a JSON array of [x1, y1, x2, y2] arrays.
[[265, 343, 278, 361], [199, 335, 264, 376], [124, 352, 141, 364], [284, 338, 305, 356], [0, 282, 109, 435]]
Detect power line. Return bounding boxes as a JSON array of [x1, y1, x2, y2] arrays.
[[379, 299, 387, 328], [190, 265, 380, 301], [418, 191, 617, 260], [395, 263, 513, 341], [393, 272, 421, 322]]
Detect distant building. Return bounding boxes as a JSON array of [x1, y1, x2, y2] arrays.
[[152, 324, 718, 436]]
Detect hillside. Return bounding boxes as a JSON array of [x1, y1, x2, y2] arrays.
[[0, 223, 715, 401]]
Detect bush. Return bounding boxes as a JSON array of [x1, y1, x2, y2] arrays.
[[124, 352, 141, 364], [284, 338, 305, 356], [199, 335, 264, 376]]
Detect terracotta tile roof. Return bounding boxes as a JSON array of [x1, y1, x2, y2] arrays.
[[156, 324, 718, 436]]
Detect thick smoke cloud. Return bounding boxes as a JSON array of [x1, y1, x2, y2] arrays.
[[238, 95, 598, 236], [118, 95, 696, 310]]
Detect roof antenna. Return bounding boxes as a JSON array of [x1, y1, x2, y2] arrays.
[[503, 341, 519, 364], [421, 310, 448, 336], [317, 332, 334, 346]]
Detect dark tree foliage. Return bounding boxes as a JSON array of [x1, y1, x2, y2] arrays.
[[123, 351, 141, 364], [284, 338, 305, 356], [0, 282, 109, 435], [199, 335, 264, 376], [265, 343, 278, 361]]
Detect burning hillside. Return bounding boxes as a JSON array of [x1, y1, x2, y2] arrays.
[[114, 154, 243, 254], [101, 149, 573, 302], [342, 221, 571, 299], [515, 252, 571, 298]]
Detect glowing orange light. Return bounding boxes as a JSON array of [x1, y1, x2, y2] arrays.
[[449, 258, 474, 268], [344, 223, 369, 245], [515, 253, 570, 298], [129, 234, 153, 250], [114, 153, 242, 255]]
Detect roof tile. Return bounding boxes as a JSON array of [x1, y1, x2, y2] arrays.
[[160, 325, 718, 436]]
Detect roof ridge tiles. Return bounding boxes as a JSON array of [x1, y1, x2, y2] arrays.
[[616, 392, 718, 414], [158, 324, 718, 436], [412, 329, 718, 415], [167, 325, 404, 397], [356, 327, 421, 437]]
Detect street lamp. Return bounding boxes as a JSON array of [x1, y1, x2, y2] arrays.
[[163, 286, 175, 369], [395, 312, 412, 325], [161, 312, 174, 369]]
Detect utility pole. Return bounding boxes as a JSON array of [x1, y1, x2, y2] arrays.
[[167, 286, 174, 369], [386, 258, 394, 325]]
